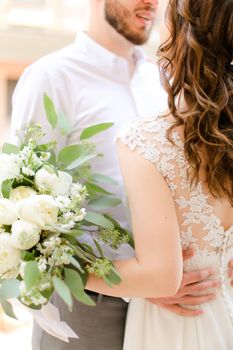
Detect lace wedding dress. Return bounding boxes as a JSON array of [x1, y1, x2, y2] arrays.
[[118, 116, 233, 350]]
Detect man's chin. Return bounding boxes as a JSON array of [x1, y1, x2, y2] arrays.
[[126, 33, 150, 45]]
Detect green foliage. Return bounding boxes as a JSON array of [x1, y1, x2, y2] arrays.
[[44, 93, 58, 129], [103, 214, 135, 249], [1, 179, 14, 198], [92, 173, 118, 186], [53, 277, 73, 311], [80, 123, 114, 141], [98, 228, 130, 250], [1, 300, 17, 319], [86, 183, 113, 196], [93, 239, 104, 258], [104, 266, 122, 287], [89, 196, 121, 211], [85, 212, 114, 229], [36, 141, 57, 152], [58, 144, 87, 169], [24, 261, 40, 290], [57, 111, 72, 136], [0, 279, 20, 300], [2, 143, 20, 154], [21, 250, 36, 261], [66, 154, 97, 170], [0, 279, 20, 319], [67, 256, 84, 273], [65, 268, 95, 306]]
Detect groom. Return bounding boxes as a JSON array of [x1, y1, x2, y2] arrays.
[[10, 0, 233, 349]]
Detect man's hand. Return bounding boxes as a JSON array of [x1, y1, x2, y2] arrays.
[[147, 248, 221, 317]]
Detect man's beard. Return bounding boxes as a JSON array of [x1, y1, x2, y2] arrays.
[[105, 0, 154, 45]]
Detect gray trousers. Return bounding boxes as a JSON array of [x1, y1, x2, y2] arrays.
[[32, 293, 128, 350]]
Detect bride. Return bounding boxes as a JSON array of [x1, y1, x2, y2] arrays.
[[87, 0, 233, 348]]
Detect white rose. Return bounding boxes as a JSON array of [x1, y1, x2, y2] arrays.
[[9, 186, 37, 202], [0, 153, 20, 183], [0, 233, 21, 278], [35, 166, 72, 196], [18, 195, 58, 230], [0, 198, 18, 225], [11, 220, 41, 250]]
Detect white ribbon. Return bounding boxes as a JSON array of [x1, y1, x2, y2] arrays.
[[12, 300, 79, 343]]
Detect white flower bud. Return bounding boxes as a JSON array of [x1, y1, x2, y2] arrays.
[[0, 153, 20, 184], [0, 233, 21, 278], [35, 166, 72, 196], [11, 220, 41, 250], [9, 186, 36, 202], [0, 198, 18, 225]]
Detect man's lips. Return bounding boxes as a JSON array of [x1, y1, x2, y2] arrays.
[[135, 10, 156, 26], [135, 4, 157, 24], [135, 11, 155, 21]]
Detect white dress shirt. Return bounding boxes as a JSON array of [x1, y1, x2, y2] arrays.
[[10, 31, 167, 259]]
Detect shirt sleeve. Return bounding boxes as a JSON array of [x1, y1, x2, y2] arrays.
[[9, 63, 72, 150]]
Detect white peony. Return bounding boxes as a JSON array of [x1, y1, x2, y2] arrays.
[[0, 233, 21, 278], [18, 195, 58, 230], [0, 198, 18, 225], [0, 153, 20, 183], [11, 220, 41, 250], [10, 186, 37, 202], [35, 166, 72, 196]]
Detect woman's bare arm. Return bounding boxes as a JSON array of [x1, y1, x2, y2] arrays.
[[86, 143, 183, 298]]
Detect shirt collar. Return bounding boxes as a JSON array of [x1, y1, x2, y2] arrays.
[[74, 31, 147, 76]]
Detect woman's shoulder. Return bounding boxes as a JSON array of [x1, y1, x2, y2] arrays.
[[116, 115, 172, 152]]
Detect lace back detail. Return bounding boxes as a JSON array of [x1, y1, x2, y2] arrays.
[[117, 116, 233, 267]]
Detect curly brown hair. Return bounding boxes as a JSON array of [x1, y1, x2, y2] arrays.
[[158, 0, 233, 205]]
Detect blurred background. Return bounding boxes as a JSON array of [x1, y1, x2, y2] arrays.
[[0, 0, 167, 348]]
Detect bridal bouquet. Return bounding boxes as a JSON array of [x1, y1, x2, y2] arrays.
[[0, 94, 133, 323]]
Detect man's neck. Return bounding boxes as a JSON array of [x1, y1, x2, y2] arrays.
[[87, 21, 136, 63]]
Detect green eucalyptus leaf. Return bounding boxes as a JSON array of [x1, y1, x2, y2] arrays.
[[24, 261, 40, 290], [92, 173, 118, 186], [0, 279, 20, 300], [58, 145, 86, 168], [67, 256, 84, 272], [2, 143, 20, 155], [53, 277, 73, 311], [57, 111, 72, 136], [89, 196, 121, 210], [66, 154, 97, 170], [86, 183, 113, 196], [103, 276, 113, 288], [1, 300, 17, 319], [43, 93, 58, 129], [93, 239, 104, 258], [2, 179, 14, 199], [48, 150, 57, 165], [107, 266, 122, 285], [80, 123, 114, 141], [85, 212, 114, 229], [65, 268, 95, 306]]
